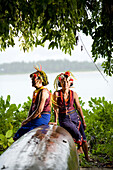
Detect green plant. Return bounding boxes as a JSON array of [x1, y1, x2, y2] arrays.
[[0, 95, 31, 154], [0, 130, 14, 155], [0, 95, 21, 135], [83, 97, 113, 161]]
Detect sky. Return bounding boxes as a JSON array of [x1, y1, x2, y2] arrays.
[[0, 33, 102, 64]]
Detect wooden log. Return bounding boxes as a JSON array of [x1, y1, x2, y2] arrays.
[[0, 125, 79, 170]]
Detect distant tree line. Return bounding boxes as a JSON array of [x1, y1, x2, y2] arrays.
[[0, 59, 102, 74]]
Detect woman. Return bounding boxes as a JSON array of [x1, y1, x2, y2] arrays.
[[13, 66, 51, 141], [52, 71, 89, 161]]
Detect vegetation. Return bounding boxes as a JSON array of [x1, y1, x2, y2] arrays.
[[0, 60, 102, 74], [80, 97, 113, 168], [0, 95, 31, 153], [0, 0, 113, 75], [0, 95, 113, 168]]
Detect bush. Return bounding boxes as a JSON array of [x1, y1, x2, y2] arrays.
[[0, 95, 31, 154], [83, 97, 113, 161]]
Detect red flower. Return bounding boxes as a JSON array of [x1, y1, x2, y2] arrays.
[[70, 78, 73, 81], [33, 74, 37, 78], [65, 71, 70, 77], [59, 77, 61, 81]]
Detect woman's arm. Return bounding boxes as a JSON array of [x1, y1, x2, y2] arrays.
[[74, 91, 86, 129], [49, 91, 59, 125], [21, 89, 49, 126], [27, 104, 33, 117]]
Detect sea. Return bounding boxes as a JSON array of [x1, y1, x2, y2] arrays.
[[0, 71, 113, 109]]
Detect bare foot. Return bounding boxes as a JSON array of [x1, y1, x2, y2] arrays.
[[77, 146, 83, 154], [85, 157, 93, 162]]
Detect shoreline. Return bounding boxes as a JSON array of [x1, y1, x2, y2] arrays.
[[0, 70, 102, 75]]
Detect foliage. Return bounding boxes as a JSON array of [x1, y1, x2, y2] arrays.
[[0, 130, 14, 155], [0, 95, 21, 135], [0, 95, 31, 154], [0, 0, 113, 75], [83, 97, 113, 162]]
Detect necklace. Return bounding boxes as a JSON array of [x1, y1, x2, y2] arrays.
[[35, 86, 44, 93], [61, 90, 70, 114], [32, 86, 44, 103]]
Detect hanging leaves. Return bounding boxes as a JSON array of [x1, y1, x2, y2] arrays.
[[0, 0, 113, 75]]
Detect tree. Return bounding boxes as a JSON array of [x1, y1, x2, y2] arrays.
[[0, 0, 113, 75]]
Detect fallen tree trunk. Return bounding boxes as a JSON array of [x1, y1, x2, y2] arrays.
[[0, 125, 79, 170]]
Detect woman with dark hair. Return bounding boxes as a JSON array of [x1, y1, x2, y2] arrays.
[[52, 71, 89, 161], [13, 66, 51, 141]]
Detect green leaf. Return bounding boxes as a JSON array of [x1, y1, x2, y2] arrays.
[[0, 141, 4, 145], [7, 95, 10, 102], [8, 138, 14, 143], [3, 144, 7, 149], [5, 130, 13, 139], [18, 104, 21, 109], [48, 41, 58, 50], [0, 134, 5, 140]]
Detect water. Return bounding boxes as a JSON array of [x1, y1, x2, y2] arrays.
[[0, 72, 113, 108]]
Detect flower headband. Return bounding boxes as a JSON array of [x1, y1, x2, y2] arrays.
[[30, 65, 49, 86], [58, 71, 74, 82], [54, 71, 76, 90], [31, 72, 43, 81]]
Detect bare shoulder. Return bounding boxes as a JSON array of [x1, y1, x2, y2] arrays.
[[73, 91, 77, 96], [42, 88, 49, 98], [73, 91, 79, 99]]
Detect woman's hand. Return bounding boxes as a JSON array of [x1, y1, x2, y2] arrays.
[[49, 122, 57, 125], [83, 120, 87, 130]]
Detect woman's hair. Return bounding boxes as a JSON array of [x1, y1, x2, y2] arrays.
[[30, 70, 49, 86]]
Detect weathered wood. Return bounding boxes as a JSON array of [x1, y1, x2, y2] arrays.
[[0, 125, 79, 170]]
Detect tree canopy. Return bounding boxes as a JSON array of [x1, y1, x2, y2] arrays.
[[0, 0, 113, 75]]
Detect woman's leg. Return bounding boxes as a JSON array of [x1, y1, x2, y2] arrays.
[[60, 117, 83, 146], [79, 122, 89, 161], [63, 123, 83, 154], [13, 123, 34, 141], [82, 142, 89, 161], [14, 114, 51, 141]]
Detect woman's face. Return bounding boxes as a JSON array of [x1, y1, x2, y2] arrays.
[[31, 75, 42, 88], [61, 77, 71, 90]]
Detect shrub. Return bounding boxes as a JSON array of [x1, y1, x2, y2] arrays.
[[83, 97, 113, 161]]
